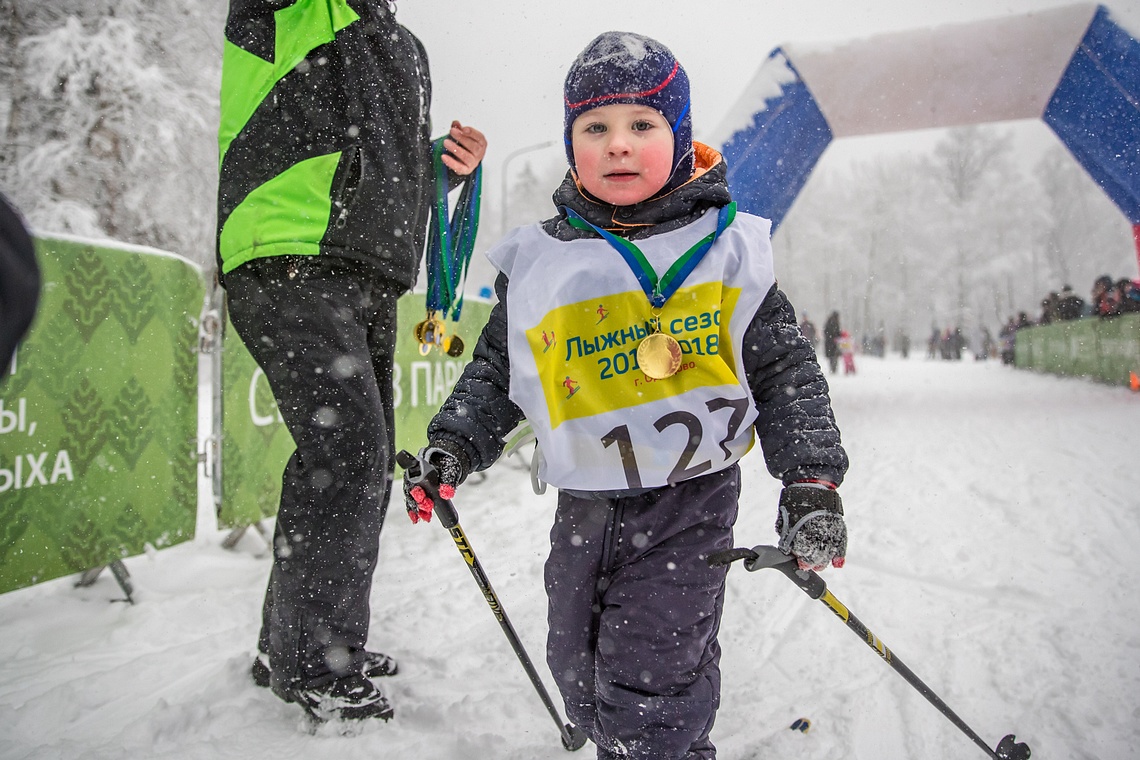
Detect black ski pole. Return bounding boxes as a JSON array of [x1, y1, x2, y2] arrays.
[[397, 450, 588, 752], [709, 545, 1031, 760]]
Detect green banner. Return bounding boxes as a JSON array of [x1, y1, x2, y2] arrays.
[[1015, 314, 1140, 386], [0, 236, 204, 595], [218, 292, 492, 528]]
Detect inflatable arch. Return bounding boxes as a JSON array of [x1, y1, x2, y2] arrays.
[[711, 3, 1140, 270]]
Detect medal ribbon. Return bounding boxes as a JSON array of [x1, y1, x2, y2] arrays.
[[563, 203, 736, 308], [426, 136, 482, 320]]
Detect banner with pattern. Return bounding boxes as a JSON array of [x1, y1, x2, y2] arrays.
[[0, 236, 204, 595]]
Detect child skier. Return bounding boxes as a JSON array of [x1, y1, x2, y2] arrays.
[[404, 32, 849, 759], [839, 329, 857, 374]]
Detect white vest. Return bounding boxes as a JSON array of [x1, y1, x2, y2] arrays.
[[487, 208, 776, 491]]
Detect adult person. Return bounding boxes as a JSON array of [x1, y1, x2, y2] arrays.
[[799, 313, 818, 351], [823, 310, 841, 374], [999, 317, 1017, 364], [0, 193, 39, 373], [215, 0, 486, 724], [1091, 275, 1120, 317], [1055, 284, 1085, 321], [0, 193, 39, 374]]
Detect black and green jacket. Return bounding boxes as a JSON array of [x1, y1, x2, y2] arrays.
[[216, 0, 435, 289]]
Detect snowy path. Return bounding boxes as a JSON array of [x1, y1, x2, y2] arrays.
[[0, 356, 1137, 759]]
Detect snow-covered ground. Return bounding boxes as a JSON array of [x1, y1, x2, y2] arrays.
[[1, 354, 1137, 760]]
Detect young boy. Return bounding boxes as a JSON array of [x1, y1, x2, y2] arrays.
[[405, 32, 849, 759]]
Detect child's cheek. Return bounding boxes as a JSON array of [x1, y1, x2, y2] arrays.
[[643, 140, 675, 189], [574, 148, 599, 181]]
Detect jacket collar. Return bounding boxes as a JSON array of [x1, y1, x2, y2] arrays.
[[547, 142, 732, 241]]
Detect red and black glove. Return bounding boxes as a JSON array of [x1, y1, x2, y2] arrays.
[[776, 481, 847, 571], [402, 445, 468, 524]]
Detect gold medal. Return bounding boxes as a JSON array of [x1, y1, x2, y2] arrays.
[[565, 203, 735, 381], [413, 313, 443, 344], [638, 331, 683, 379], [413, 312, 465, 356]]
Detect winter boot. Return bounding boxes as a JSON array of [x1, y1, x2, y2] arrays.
[[273, 672, 394, 722], [251, 649, 398, 688]]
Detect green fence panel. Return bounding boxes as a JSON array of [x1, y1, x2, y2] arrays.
[[218, 293, 492, 528], [1015, 314, 1140, 386], [0, 236, 205, 594], [1095, 315, 1140, 386]]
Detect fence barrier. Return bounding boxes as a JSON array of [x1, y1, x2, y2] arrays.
[[1, 235, 204, 595], [1015, 313, 1140, 387]]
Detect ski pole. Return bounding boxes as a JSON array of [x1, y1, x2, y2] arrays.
[[709, 545, 1031, 760], [397, 450, 588, 752]]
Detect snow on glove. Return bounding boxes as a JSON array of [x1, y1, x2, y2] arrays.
[[776, 482, 847, 571], [402, 444, 468, 524]]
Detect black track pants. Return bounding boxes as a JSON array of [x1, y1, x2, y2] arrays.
[[226, 258, 398, 688]]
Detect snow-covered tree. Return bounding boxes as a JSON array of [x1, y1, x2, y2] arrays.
[[1035, 145, 1135, 295], [0, 0, 223, 266], [925, 126, 1018, 333]]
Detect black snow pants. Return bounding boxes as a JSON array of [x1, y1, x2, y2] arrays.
[[545, 466, 740, 760], [225, 256, 399, 689]]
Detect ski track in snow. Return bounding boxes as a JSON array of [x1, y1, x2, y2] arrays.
[[0, 355, 1138, 759]]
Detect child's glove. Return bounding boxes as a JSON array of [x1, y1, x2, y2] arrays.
[[776, 482, 846, 571], [402, 444, 468, 524]]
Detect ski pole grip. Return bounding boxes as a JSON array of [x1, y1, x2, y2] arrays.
[[395, 449, 419, 471], [396, 449, 461, 529], [743, 545, 827, 599]]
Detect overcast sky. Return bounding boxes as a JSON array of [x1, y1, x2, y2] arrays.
[[397, 0, 1140, 199]]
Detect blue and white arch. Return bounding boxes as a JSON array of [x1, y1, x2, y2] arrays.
[[711, 4, 1140, 269]]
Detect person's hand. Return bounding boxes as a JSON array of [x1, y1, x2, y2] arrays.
[[402, 445, 468, 523], [775, 482, 846, 571], [441, 120, 486, 176]]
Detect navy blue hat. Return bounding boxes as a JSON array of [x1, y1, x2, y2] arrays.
[[564, 32, 693, 195]]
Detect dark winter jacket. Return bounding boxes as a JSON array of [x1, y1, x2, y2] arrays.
[[823, 312, 841, 359], [0, 194, 39, 369], [216, 0, 435, 289], [428, 144, 847, 489]]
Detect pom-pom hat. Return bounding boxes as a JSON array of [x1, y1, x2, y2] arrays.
[[564, 32, 693, 196]]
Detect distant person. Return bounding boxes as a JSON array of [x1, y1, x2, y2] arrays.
[[1116, 278, 1140, 314], [999, 317, 1017, 364], [0, 193, 39, 375], [927, 325, 939, 360], [978, 326, 995, 360], [216, 0, 486, 724], [800, 313, 818, 351], [404, 32, 849, 759], [1055, 284, 1084, 321], [894, 328, 910, 358], [1092, 275, 1120, 318], [838, 329, 856, 374], [824, 310, 841, 373], [871, 323, 885, 357]]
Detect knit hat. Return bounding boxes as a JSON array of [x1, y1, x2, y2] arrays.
[[563, 32, 693, 195]]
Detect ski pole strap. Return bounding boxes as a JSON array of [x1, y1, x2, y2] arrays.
[[426, 137, 482, 320], [563, 202, 736, 308]]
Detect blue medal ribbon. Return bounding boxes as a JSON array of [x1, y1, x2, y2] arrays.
[[563, 202, 736, 308]]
